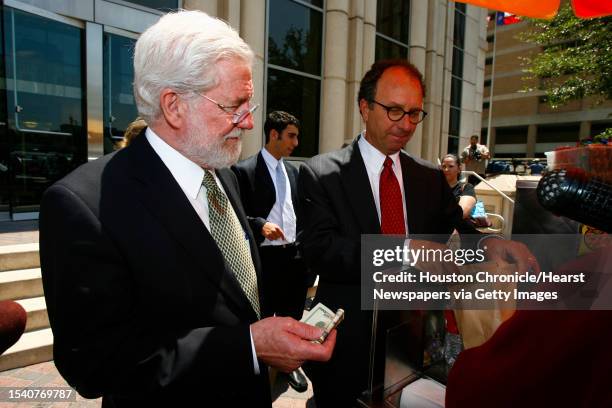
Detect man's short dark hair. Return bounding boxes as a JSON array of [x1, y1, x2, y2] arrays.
[[470, 134, 479, 141], [357, 59, 426, 109], [264, 111, 300, 143]]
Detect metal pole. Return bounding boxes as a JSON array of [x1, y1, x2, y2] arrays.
[[486, 15, 497, 153]]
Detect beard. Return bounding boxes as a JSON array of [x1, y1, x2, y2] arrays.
[[182, 114, 243, 169]]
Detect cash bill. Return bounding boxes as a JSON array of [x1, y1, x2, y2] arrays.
[[301, 303, 344, 344]]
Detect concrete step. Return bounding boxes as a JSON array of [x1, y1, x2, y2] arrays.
[[0, 268, 43, 301], [0, 328, 53, 372], [15, 296, 49, 332], [0, 243, 40, 272]]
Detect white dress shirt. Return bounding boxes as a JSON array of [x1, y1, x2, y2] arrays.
[[260, 147, 297, 246], [145, 128, 261, 374], [358, 133, 409, 232]]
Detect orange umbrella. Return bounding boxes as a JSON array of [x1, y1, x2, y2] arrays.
[[453, 0, 612, 19]]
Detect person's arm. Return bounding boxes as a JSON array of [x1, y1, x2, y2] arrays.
[[39, 184, 258, 398], [481, 145, 491, 160], [458, 195, 477, 219], [40, 184, 334, 398], [261, 221, 285, 241], [458, 183, 477, 219]]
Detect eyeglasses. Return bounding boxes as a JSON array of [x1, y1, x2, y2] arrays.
[[199, 94, 260, 125], [371, 100, 427, 124]]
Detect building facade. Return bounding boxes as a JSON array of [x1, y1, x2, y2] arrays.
[[0, 0, 487, 220], [482, 14, 612, 158]]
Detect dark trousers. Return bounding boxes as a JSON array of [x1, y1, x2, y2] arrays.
[[258, 244, 308, 320]]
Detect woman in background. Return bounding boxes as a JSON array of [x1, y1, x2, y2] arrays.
[[441, 154, 476, 219]]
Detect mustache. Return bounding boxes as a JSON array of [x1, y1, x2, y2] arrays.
[[224, 129, 243, 140]]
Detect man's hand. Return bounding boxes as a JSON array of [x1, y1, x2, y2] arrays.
[[251, 317, 336, 372], [482, 237, 540, 275], [261, 222, 285, 241]]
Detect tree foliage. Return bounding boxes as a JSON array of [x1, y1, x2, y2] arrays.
[[519, 3, 612, 108]]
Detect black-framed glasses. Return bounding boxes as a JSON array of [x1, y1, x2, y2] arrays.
[[199, 93, 259, 125], [372, 100, 427, 124]]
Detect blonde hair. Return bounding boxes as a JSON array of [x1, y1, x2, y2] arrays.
[[118, 118, 147, 148]]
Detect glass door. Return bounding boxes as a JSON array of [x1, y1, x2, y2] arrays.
[[2, 6, 86, 217]]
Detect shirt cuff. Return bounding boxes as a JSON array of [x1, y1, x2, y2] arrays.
[[249, 326, 260, 375]]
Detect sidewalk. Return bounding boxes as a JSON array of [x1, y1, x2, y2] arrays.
[[0, 361, 315, 407]]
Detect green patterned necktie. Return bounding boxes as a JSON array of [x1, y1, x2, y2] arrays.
[[202, 170, 261, 318]]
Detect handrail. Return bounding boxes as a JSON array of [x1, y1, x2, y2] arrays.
[[462, 170, 515, 204]]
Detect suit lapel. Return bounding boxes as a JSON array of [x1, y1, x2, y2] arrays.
[[400, 152, 423, 234], [255, 152, 275, 209], [127, 134, 259, 321], [285, 161, 299, 206], [341, 140, 381, 234]]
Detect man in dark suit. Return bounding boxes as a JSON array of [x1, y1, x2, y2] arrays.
[[298, 59, 536, 407], [39, 10, 335, 407], [233, 111, 309, 392]]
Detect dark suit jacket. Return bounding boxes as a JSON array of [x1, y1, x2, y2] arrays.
[[298, 137, 469, 400], [232, 151, 300, 246], [39, 131, 271, 407]]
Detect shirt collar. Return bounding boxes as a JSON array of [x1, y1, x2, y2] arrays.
[[261, 146, 281, 169], [358, 132, 401, 173], [145, 127, 205, 200]]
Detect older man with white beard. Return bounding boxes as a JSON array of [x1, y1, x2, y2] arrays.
[[38, 10, 335, 408]]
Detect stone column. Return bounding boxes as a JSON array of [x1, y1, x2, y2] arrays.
[[239, 0, 266, 158], [345, 0, 365, 142], [218, 0, 241, 31], [526, 124, 537, 158], [488, 126, 496, 156], [421, 0, 447, 162], [363, 1, 376, 76], [404, 0, 428, 158], [183, 0, 218, 16], [319, 0, 350, 153], [579, 121, 592, 139]]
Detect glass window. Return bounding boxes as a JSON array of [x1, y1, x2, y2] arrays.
[[267, 0, 323, 158], [448, 3, 465, 141], [449, 107, 461, 137], [268, 0, 323, 76], [124, 0, 179, 11], [375, 36, 408, 61], [453, 12, 465, 49], [103, 33, 138, 153], [375, 0, 409, 61], [450, 77, 463, 108], [266, 68, 320, 158], [3, 7, 85, 212], [496, 126, 528, 144], [376, 0, 410, 44], [452, 47, 464, 77], [300, 0, 323, 7], [447, 136, 459, 155]]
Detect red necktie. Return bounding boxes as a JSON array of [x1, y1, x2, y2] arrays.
[[379, 157, 406, 235]]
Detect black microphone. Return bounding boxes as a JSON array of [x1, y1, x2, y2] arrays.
[[537, 168, 612, 233]]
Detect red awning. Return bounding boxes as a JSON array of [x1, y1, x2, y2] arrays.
[[453, 0, 612, 19]]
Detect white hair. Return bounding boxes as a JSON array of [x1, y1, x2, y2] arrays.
[[133, 10, 254, 124]]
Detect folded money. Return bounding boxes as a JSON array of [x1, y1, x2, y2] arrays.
[[301, 303, 344, 344]]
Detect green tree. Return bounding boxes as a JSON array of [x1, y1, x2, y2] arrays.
[[519, 3, 612, 108]]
